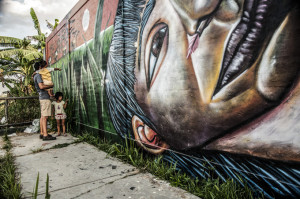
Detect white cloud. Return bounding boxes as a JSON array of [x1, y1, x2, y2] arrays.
[[0, 0, 79, 38], [0, 0, 79, 93]]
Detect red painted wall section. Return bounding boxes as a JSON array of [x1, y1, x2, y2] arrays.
[[46, 24, 68, 64], [101, 0, 118, 30], [69, 0, 98, 52], [46, 0, 118, 64]]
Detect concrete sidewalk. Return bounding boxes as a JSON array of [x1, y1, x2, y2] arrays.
[[10, 133, 199, 199]]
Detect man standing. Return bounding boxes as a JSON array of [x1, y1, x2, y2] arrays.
[[33, 61, 56, 141]]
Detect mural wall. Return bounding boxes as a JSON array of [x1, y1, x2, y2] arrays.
[[46, 0, 300, 198]]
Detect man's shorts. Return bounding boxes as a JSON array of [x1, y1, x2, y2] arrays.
[[40, 100, 52, 117], [55, 114, 67, 120]]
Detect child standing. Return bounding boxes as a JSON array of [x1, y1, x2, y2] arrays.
[[35, 61, 61, 97], [52, 92, 68, 136]]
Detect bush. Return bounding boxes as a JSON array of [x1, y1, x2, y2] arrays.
[[0, 98, 40, 125]]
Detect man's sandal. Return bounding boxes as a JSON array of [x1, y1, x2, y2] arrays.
[[43, 135, 56, 141]]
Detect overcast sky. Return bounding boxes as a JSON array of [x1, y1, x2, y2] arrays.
[[0, 0, 79, 94], [0, 0, 79, 39]]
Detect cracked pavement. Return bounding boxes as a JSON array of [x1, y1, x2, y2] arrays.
[[12, 134, 200, 199]]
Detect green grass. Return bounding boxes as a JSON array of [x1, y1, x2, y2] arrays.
[[2, 134, 12, 152], [32, 172, 51, 199], [30, 147, 44, 154], [50, 141, 80, 149], [0, 101, 5, 119], [74, 132, 262, 199], [0, 135, 22, 199], [28, 140, 82, 154], [33, 172, 39, 199], [45, 173, 50, 199]]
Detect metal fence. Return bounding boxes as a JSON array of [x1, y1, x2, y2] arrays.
[[0, 96, 40, 128]]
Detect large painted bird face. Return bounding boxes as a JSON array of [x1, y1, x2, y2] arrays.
[[132, 0, 300, 153]]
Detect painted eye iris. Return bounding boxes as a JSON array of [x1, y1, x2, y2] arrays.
[[146, 23, 168, 89], [151, 27, 167, 56]]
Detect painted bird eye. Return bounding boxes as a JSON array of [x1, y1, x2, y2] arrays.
[[145, 23, 168, 89]]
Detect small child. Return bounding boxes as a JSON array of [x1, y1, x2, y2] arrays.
[[35, 61, 61, 97], [52, 92, 68, 136]]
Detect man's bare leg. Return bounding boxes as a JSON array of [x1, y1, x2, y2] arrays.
[[42, 116, 48, 137], [40, 118, 44, 136]]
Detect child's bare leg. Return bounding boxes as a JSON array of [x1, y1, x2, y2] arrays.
[[56, 119, 61, 135], [62, 119, 66, 135]]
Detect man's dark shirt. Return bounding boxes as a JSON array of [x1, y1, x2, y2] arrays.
[[34, 74, 50, 100]]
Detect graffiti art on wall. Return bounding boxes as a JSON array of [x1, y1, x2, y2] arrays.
[[107, 0, 300, 159], [47, 0, 300, 198], [106, 0, 300, 197]]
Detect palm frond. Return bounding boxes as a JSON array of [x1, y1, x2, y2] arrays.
[[0, 62, 19, 70], [23, 50, 43, 60], [0, 49, 20, 58], [54, 19, 59, 29], [30, 44, 40, 49], [0, 43, 16, 48], [46, 20, 54, 31], [28, 35, 45, 42], [0, 57, 19, 64], [20, 38, 31, 48], [24, 45, 38, 51], [30, 8, 42, 35], [0, 47, 15, 51], [0, 58, 12, 65], [3, 81, 14, 91], [0, 49, 42, 60], [0, 36, 22, 47], [3, 70, 24, 76]]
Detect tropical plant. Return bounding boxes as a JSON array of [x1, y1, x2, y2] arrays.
[[0, 7, 50, 96], [46, 19, 59, 32], [28, 8, 46, 51], [0, 36, 43, 96], [0, 135, 22, 199], [0, 36, 41, 60]]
